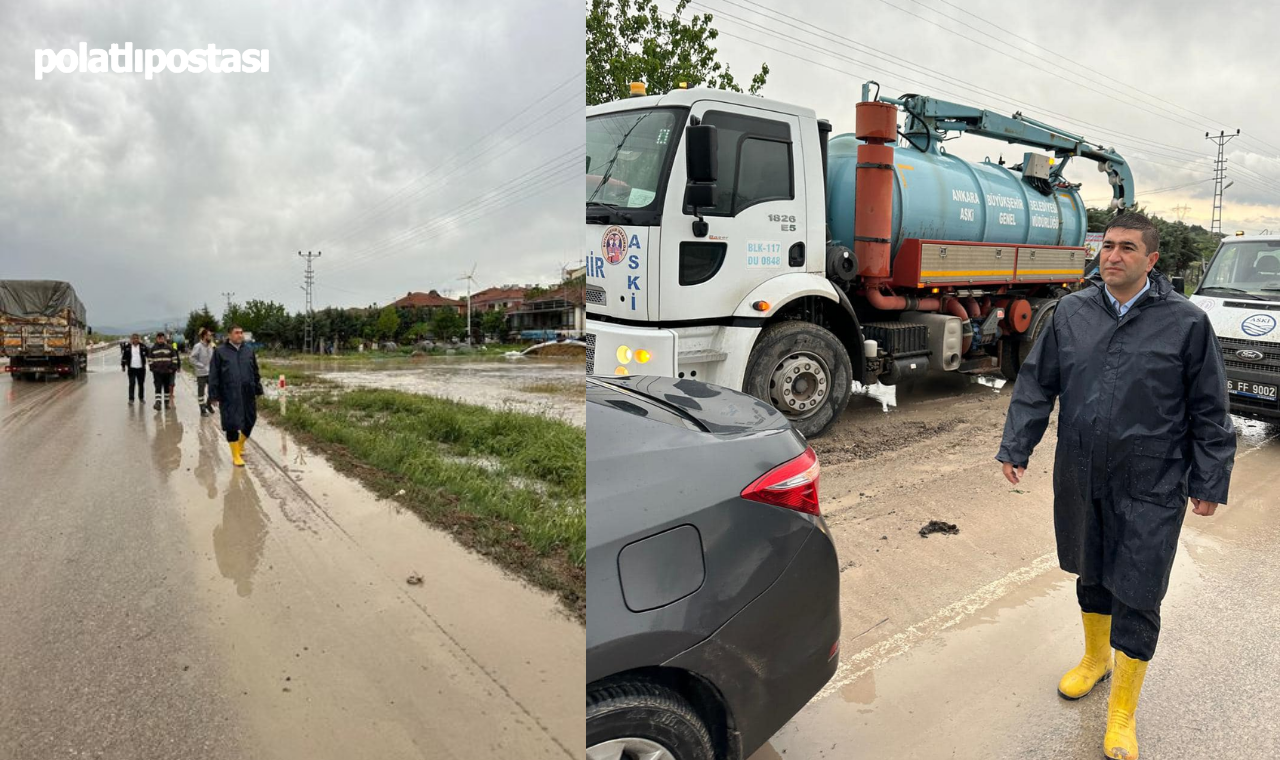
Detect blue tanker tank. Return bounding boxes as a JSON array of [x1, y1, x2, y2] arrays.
[[826, 135, 1088, 261]]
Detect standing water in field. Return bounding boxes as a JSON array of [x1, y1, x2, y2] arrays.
[[275, 354, 585, 427]]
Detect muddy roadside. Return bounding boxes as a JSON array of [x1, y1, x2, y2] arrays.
[[193, 362, 586, 620]]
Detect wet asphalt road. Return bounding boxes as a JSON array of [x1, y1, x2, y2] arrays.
[[0, 352, 582, 760], [753, 378, 1280, 759]]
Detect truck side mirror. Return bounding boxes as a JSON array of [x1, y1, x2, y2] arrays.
[[685, 124, 718, 182], [684, 183, 716, 209]]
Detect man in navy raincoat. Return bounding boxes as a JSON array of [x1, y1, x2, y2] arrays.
[[207, 325, 263, 467], [997, 212, 1235, 759]]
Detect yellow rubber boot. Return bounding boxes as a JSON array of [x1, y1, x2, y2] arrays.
[[1104, 651, 1149, 759], [1057, 612, 1113, 699], [237, 432, 248, 460], [229, 440, 245, 467]]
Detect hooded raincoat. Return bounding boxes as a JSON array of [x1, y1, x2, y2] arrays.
[[997, 270, 1236, 609], [207, 340, 263, 436]]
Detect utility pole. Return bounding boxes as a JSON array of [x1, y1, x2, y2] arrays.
[[1172, 204, 1191, 223], [299, 250, 321, 353], [220, 291, 235, 333], [1206, 129, 1241, 236]]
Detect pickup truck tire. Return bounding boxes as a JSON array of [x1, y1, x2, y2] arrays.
[[1001, 301, 1057, 382], [745, 320, 853, 439]]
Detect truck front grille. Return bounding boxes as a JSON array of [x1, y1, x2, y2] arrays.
[[585, 332, 596, 374], [1219, 337, 1280, 376], [586, 284, 606, 306]]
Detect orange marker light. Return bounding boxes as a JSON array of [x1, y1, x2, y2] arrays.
[[635, 349, 652, 364], [752, 300, 770, 312], [614, 366, 630, 376]]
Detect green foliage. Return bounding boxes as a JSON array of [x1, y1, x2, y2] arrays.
[[480, 308, 508, 339], [374, 305, 400, 341], [1086, 205, 1222, 276], [183, 304, 220, 345], [586, 0, 769, 106], [431, 308, 464, 341]]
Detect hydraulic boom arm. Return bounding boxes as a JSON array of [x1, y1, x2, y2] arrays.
[[864, 83, 1135, 210]]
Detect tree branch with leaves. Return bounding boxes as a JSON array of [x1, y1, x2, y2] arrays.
[[586, 0, 768, 106]]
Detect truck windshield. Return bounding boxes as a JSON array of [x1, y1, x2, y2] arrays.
[[586, 109, 679, 210], [1200, 241, 1280, 299]]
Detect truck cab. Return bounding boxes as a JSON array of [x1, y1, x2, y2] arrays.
[[1190, 234, 1280, 421]]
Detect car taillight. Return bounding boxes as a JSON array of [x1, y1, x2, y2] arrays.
[[740, 447, 821, 515]]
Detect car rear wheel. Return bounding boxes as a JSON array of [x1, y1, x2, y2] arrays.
[[744, 321, 853, 440], [587, 679, 714, 760]]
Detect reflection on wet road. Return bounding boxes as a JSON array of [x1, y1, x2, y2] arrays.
[[0, 361, 582, 759], [214, 469, 268, 598]]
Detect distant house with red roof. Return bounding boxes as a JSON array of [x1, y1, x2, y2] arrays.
[[388, 290, 464, 314], [508, 282, 585, 338], [470, 286, 527, 313]]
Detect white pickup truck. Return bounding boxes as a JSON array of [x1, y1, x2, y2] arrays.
[[1189, 234, 1280, 421]]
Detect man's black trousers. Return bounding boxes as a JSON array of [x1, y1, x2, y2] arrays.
[[127, 368, 146, 400], [1077, 579, 1160, 661]]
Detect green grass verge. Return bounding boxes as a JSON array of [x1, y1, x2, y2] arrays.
[[258, 361, 585, 618]]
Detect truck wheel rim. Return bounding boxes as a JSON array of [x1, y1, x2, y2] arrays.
[[586, 737, 676, 760], [770, 351, 829, 419]]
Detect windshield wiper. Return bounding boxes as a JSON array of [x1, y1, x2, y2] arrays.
[[586, 201, 634, 224], [1199, 286, 1265, 300], [587, 113, 652, 204]]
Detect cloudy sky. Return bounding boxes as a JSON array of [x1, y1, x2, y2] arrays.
[[683, 0, 1280, 234], [1, 0, 582, 329]]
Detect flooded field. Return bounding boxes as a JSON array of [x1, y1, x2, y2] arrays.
[[271, 354, 585, 427]]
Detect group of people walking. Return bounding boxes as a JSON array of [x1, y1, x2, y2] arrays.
[[121, 326, 263, 467]]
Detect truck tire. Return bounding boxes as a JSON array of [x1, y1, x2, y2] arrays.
[[587, 679, 715, 760], [744, 320, 853, 439], [1001, 301, 1057, 382]]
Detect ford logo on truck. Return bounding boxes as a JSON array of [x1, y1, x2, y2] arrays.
[[1236, 349, 1265, 362]]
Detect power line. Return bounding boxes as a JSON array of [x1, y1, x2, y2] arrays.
[[309, 70, 583, 251], [316, 97, 583, 253], [324, 152, 583, 277], [929, 0, 1223, 132], [682, 2, 1212, 173], [325, 146, 583, 273], [220, 291, 235, 318], [869, 0, 1209, 135], [1083, 178, 1214, 205]]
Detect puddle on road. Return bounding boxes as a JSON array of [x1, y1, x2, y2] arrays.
[[276, 356, 584, 427]]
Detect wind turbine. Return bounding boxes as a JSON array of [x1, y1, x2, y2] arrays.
[[459, 264, 478, 347]]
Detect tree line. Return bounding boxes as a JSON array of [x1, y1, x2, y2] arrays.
[[183, 301, 510, 350], [1087, 206, 1222, 277]]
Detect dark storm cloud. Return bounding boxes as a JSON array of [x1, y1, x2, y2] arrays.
[[0, 0, 583, 326]]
